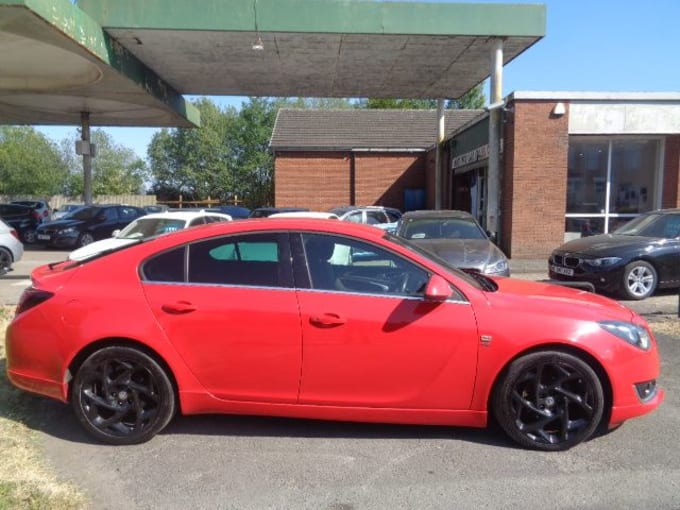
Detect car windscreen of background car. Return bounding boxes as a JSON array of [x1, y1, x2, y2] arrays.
[[614, 213, 680, 238]]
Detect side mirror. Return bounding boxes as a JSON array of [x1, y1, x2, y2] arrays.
[[112, 229, 121, 237], [423, 274, 453, 302], [95, 213, 106, 222], [486, 230, 497, 243]]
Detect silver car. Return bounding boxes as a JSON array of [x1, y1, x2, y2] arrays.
[[395, 210, 510, 276]]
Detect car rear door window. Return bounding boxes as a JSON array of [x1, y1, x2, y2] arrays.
[[188, 233, 291, 287]]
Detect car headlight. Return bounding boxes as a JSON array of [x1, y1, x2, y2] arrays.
[[58, 227, 76, 235], [484, 259, 509, 275], [599, 320, 651, 350], [584, 256, 622, 267]]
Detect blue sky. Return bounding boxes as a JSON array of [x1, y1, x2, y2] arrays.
[[37, 0, 679, 159]]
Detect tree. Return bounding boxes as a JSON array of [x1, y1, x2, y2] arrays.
[[359, 84, 486, 110], [61, 129, 148, 196], [148, 97, 292, 207], [0, 126, 69, 196]]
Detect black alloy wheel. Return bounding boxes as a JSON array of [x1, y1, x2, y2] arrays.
[[0, 247, 12, 276], [22, 228, 36, 244], [71, 346, 175, 445], [493, 351, 604, 451]]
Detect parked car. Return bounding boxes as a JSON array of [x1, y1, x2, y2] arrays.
[[142, 204, 170, 214], [206, 205, 252, 219], [68, 210, 233, 260], [0, 219, 23, 276], [269, 211, 339, 219], [34, 204, 146, 249], [0, 202, 41, 244], [249, 206, 309, 218], [549, 209, 680, 300], [329, 205, 402, 226], [395, 210, 510, 276], [11, 199, 52, 223], [52, 203, 84, 220], [6, 219, 662, 449]]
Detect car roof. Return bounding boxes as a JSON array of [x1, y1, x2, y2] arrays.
[[268, 211, 339, 219], [401, 209, 476, 220], [138, 210, 233, 221]]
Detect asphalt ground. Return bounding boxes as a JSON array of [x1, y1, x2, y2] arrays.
[[3, 248, 680, 509]]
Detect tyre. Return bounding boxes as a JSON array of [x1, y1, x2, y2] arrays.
[[0, 247, 12, 276], [22, 228, 36, 244], [71, 346, 176, 445], [620, 260, 657, 300], [492, 350, 604, 451], [79, 232, 95, 247]]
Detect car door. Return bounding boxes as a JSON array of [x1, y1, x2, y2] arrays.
[[295, 233, 479, 410], [141, 232, 303, 403]]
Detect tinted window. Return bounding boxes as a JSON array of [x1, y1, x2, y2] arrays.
[[302, 233, 429, 296], [188, 233, 288, 287], [366, 210, 388, 224], [142, 247, 185, 282], [120, 206, 141, 220], [103, 208, 118, 221], [345, 212, 362, 223]]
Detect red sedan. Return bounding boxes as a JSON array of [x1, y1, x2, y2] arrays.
[[5, 219, 663, 450]]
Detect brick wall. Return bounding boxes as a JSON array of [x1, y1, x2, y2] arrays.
[[274, 152, 351, 210], [354, 153, 425, 209], [274, 151, 426, 211], [662, 135, 680, 208], [504, 101, 569, 259]]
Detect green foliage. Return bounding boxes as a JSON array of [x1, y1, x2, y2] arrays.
[[148, 97, 296, 207], [360, 84, 486, 110], [450, 84, 486, 109], [61, 130, 148, 196], [0, 127, 69, 196]]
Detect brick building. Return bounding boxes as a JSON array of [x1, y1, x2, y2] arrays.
[[271, 92, 680, 259]]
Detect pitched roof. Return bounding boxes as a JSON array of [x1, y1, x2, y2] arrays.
[[270, 108, 485, 151]]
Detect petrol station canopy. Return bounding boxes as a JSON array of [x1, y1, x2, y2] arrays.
[[0, 0, 545, 128]]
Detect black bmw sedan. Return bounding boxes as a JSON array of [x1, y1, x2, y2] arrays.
[[549, 209, 680, 300]]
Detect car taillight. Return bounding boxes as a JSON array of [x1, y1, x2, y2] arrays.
[[10, 228, 19, 240], [15, 287, 54, 315], [32, 210, 41, 221]]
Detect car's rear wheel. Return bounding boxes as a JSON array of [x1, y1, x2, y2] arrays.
[[0, 247, 12, 276], [621, 260, 657, 300], [492, 350, 604, 451], [71, 346, 175, 445], [22, 228, 36, 244], [78, 232, 95, 247]]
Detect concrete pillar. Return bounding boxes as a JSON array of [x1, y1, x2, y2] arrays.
[[434, 99, 446, 210], [81, 111, 93, 205], [487, 39, 504, 238]]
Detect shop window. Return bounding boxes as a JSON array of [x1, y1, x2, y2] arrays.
[[564, 138, 660, 241]]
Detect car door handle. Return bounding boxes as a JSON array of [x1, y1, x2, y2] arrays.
[[161, 301, 197, 314], [310, 313, 346, 327]]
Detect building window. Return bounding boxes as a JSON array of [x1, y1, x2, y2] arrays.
[[565, 138, 661, 240]]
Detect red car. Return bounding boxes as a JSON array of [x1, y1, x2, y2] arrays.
[[5, 219, 663, 450]]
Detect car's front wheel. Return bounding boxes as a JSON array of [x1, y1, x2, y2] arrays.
[[492, 350, 604, 451], [621, 260, 657, 300], [71, 346, 176, 445], [78, 232, 95, 247]]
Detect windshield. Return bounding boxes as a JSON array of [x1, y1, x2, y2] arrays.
[[64, 206, 99, 221], [384, 232, 495, 291], [401, 217, 486, 240], [117, 218, 186, 239], [614, 213, 680, 238]]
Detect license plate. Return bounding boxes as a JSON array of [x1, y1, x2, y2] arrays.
[[37, 234, 50, 241], [551, 265, 574, 276]]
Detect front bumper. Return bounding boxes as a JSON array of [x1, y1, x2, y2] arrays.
[[548, 264, 626, 294]]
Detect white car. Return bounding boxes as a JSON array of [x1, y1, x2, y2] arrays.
[[268, 211, 339, 219], [68, 210, 232, 261], [0, 219, 24, 276]]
